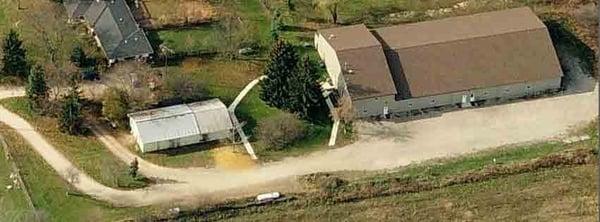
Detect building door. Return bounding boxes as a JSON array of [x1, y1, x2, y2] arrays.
[[461, 94, 471, 108]]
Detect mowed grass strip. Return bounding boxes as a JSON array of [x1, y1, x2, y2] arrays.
[[0, 124, 156, 222], [0, 97, 146, 189], [0, 137, 32, 221]]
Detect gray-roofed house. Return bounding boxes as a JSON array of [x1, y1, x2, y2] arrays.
[[315, 7, 563, 118], [64, 0, 154, 65], [128, 99, 234, 153]]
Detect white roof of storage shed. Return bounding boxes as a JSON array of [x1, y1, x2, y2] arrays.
[[128, 99, 233, 144], [188, 100, 234, 134]]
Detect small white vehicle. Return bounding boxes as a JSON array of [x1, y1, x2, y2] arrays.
[[256, 192, 280, 203]]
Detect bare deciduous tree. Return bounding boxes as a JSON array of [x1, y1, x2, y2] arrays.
[[103, 61, 160, 111], [314, 0, 341, 24], [335, 94, 355, 123]]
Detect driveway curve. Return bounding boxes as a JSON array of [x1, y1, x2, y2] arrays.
[[0, 86, 596, 207]]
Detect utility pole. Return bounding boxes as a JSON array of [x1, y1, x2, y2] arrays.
[[159, 44, 174, 77]]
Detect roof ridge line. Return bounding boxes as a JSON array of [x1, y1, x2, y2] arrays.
[[117, 27, 142, 47], [132, 105, 194, 123], [90, 2, 108, 26], [387, 26, 546, 51]]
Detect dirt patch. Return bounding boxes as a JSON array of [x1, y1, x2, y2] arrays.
[[212, 146, 257, 171]]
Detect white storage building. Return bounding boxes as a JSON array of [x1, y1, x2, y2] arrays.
[[128, 99, 234, 153]]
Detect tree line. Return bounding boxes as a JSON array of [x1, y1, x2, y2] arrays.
[[1, 29, 83, 135]]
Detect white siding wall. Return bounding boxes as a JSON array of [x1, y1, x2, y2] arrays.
[[315, 33, 345, 90], [205, 130, 232, 141], [131, 123, 233, 153], [141, 134, 204, 153]]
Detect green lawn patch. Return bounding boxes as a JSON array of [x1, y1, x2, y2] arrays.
[[161, 58, 334, 162], [389, 141, 576, 181], [0, 0, 101, 68], [153, 0, 272, 55], [154, 24, 222, 54], [0, 97, 147, 189], [0, 141, 32, 221]]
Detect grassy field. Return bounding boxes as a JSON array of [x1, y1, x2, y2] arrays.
[[155, 24, 222, 53], [224, 165, 597, 221], [0, 139, 32, 221], [163, 58, 334, 161], [0, 0, 100, 68], [153, 0, 272, 55], [0, 98, 147, 189], [0, 125, 157, 222]]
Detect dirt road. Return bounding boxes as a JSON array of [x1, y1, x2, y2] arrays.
[[0, 86, 596, 206]]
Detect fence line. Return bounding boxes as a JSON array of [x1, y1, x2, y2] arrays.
[[0, 134, 36, 210]]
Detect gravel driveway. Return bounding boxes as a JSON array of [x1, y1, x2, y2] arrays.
[[0, 85, 596, 206]]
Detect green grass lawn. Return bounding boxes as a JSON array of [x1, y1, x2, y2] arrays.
[[154, 0, 273, 55], [0, 124, 156, 222], [0, 98, 147, 189], [0, 0, 101, 68], [386, 141, 585, 181], [169, 58, 334, 161], [155, 24, 222, 53], [0, 141, 32, 221]]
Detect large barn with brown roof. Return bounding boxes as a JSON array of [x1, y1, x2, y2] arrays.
[[315, 7, 563, 118]]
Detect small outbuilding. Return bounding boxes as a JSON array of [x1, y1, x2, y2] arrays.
[[128, 99, 234, 153]]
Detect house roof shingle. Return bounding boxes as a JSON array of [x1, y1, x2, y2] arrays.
[[317, 24, 397, 99], [64, 0, 154, 60], [317, 7, 563, 100], [374, 7, 563, 97]]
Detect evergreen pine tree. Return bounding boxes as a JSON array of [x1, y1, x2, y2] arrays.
[[59, 75, 83, 135], [2, 29, 29, 78], [260, 40, 299, 109], [290, 57, 326, 120], [26, 65, 48, 112], [70, 45, 86, 67]]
